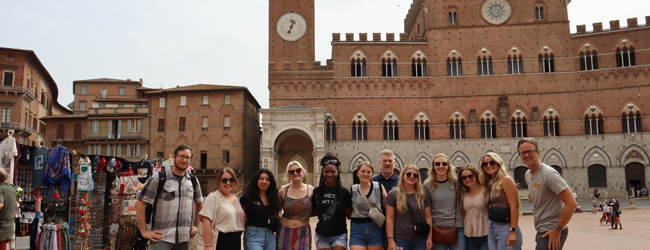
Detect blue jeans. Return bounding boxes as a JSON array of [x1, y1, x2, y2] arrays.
[[315, 233, 348, 249], [466, 235, 488, 250], [349, 221, 383, 247], [487, 220, 522, 250], [432, 227, 466, 250], [244, 227, 275, 250], [394, 237, 426, 250]]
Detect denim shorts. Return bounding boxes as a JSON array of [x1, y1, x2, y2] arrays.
[[315, 232, 348, 249], [349, 221, 383, 247]]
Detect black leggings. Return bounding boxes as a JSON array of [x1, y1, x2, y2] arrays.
[[215, 231, 242, 250]]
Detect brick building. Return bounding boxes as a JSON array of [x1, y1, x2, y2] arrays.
[[145, 84, 261, 193], [0, 47, 70, 145], [262, 0, 650, 197]]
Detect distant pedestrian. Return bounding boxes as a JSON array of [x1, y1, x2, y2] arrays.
[[610, 199, 622, 230], [591, 197, 598, 214], [641, 187, 648, 199]]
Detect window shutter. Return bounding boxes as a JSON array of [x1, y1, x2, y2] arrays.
[[97, 145, 101, 154], [137, 120, 141, 132], [107, 145, 111, 155], [127, 144, 132, 157], [88, 145, 92, 154], [108, 120, 113, 138], [117, 145, 122, 157], [117, 120, 122, 138], [136, 145, 140, 157], [128, 120, 132, 132]]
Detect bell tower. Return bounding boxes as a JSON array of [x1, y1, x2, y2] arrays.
[[269, 0, 315, 70]]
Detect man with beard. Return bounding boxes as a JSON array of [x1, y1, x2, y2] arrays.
[[372, 149, 398, 250], [136, 144, 203, 250]]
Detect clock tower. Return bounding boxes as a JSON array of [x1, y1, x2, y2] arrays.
[[269, 0, 315, 70]]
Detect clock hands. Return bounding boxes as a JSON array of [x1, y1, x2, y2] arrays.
[[287, 19, 296, 34]]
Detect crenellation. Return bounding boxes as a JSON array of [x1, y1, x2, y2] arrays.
[[282, 61, 291, 71], [345, 33, 354, 41], [386, 33, 395, 41], [628, 18, 638, 28], [577, 25, 586, 34], [297, 61, 306, 71], [359, 33, 367, 41], [400, 33, 409, 41], [332, 33, 340, 41], [269, 62, 277, 71], [610, 20, 620, 30], [373, 33, 381, 41], [593, 22, 603, 32]]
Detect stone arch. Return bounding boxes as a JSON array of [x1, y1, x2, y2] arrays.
[[542, 148, 567, 168], [175, 135, 189, 146], [508, 152, 525, 171], [412, 152, 433, 168], [514, 166, 529, 189], [271, 124, 316, 148], [619, 144, 649, 166], [198, 135, 211, 148], [582, 146, 612, 168], [349, 152, 371, 172], [449, 151, 471, 168], [393, 152, 405, 171]]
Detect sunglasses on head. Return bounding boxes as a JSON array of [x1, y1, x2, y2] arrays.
[[481, 160, 497, 167], [461, 174, 475, 181], [221, 178, 236, 184], [434, 162, 448, 167], [288, 168, 302, 175], [405, 172, 419, 178], [323, 159, 338, 165]]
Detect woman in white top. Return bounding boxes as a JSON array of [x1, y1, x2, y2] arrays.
[[200, 167, 245, 250], [458, 164, 488, 250]]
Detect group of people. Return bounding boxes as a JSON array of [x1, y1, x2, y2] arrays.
[[598, 198, 623, 230], [135, 137, 578, 250]]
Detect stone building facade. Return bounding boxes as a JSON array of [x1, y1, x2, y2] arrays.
[[145, 84, 261, 193], [263, 0, 650, 198], [0, 47, 71, 145]]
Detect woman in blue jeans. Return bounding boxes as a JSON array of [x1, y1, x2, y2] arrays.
[[479, 152, 522, 250], [349, 161, 387, 250], [386, 165, 433, 250], [240, 169, 280, 250]]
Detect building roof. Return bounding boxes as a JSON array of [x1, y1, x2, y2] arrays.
[[73, 78, 142, 94], [144, 84, 247, 94], [94, 97, 149, 103], [41, 114, 88, 119]]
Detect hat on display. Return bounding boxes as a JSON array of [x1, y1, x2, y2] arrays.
[[91, 156, 100, 168], [106, 158, 117, 173]]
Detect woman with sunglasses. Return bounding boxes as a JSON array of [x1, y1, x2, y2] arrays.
[[200, 167, 245, 250], [277, 161, 314, 249], [386, 165, 433, 250], [312, 153, 352, 250], [479, 152, 522, 250], [349, 161, 387, 250], [458, 164, 488, 250], [240, 169, 280, 250], [424, 153, 465, 250]]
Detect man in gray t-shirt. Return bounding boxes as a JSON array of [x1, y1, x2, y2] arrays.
[[519, 138, 577, 250]]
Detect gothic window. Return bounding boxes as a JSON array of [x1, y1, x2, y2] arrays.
[[411, 51, 427, 77], [381, 51, 397, 77], [383, 112, 399, 141], [584, 106, 604, 135], [507, 47, 524, 74], [351, 50, 367, 77], [622, 103, 642, 133], [325, 114, 337, 141], [588, 164, 607, 187], [477, 53, 492, 75], [447, 50, 462, 76], [511, 110, 527, 138], [480, 111, 497, 139], [448, 11, 457, 25], [414, 112, 429, 140], [538, 53, 555, 73], [351, 113, 368, 141], [616, 46, 636, 67], [542, 108, 560, 137], [579, 49, 598, 70], [534, 7, 544, 20], [449, 112, 465, 139]]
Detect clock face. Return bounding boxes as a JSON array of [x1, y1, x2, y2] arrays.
[[481, 0, 512, 25], [276, 12, 307, 42]]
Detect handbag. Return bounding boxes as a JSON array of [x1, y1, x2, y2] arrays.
[[358, 184, 385, 227], [406, 199, 431, 238], [487, 187, 511, 223], [431, 184, 458, 244]]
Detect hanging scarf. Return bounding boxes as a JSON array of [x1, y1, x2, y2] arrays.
[[45, 145, 72, 197]]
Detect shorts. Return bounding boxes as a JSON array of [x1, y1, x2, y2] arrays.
[[315, 233, 348, 249], [277, 224, 311, 250], [349, 221, 383, 247]]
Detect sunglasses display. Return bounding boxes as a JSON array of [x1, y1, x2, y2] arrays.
[[434, 162, 448, 167], [221, 178, 236, 184], [461, 174, 475, 181], [481, 160, 497, 167], [288, 169, 302, 175], [405, 172, 419, 178]]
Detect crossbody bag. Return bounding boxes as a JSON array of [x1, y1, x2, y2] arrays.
[[357, 184, 385, 227]]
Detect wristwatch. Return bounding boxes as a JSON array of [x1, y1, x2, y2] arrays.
[[555, 225, 563, 231], [510, 227, 517, 232]]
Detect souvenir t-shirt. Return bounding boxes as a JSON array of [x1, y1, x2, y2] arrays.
[[17, 147, 31, 167], [312, 186, 352, 237], [0, 137, 18, 184], [30, 147, 49, 187], [77, 157, 94, 191], [385, 190, 432, 240]]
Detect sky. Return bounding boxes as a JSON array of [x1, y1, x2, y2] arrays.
[[2, 0, 649, 109]]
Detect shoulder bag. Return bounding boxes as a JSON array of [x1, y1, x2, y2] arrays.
[[487, 186, 511, 222], [259, 195, 280, 232], [358, 184, 385, 227], [431, 185, 458, 244], [406, 198, 431, 238]]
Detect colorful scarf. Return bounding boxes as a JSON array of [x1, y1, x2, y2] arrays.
[[45, 145, 72, 197]]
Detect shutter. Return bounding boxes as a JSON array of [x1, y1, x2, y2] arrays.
[[136, 145, 140, 157], [88, 145, 91, 154], [137, 120, 141, 132], [128, 120, 132, 132], [127, 144, 132, 157], [107, 145, 111, 156], [117, 120, 122, 138], [108, 120, 113, 139], [117, 145, 122, 157], [97, 145, 101, 154]]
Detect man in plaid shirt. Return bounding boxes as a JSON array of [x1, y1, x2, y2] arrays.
[[136, 145, 204, 250]]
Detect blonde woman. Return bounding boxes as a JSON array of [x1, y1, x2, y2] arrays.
[[200, 167, 245, 250], [479, 152, 522, 250], [458, 164, 488, 250], [277, 161, 314, 249], [424, 154, 465, 250], [386, 165, 433, 250], [349, 161, 387, 250]]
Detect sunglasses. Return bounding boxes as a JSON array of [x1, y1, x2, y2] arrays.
[[323, 159, 338, 165], [434, 162, 448, 167], [221, 178, 236, 184], [288, 169, 302, 175], [481, 160, 497, 167], [461, 174, 475, 181], [405, 172, 419, 178]]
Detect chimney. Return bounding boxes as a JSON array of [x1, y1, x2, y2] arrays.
[[139, 78, 143, 87]]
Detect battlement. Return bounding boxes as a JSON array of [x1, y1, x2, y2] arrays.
[[332, 32, 422, 42], [574, 16, 649, 35]]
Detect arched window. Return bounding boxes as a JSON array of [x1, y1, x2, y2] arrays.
[[579, 49, 598, 71], [325, 118, 336, 141], [538, 53, 555, 73], [351, 50, 367, 77], [74, 123, 82, 140], [477, 55, 492, 76], [514, 166, 528, 189], [414, 112, 429, 140], [449, 112, 466, 139], [480, 111, 497, 139], [507, 48, 523, 74], [449, 11, 457, 25], [584, 106, 604, 135], [411, 51, 427, 77], [616, 46, 636, 67], [511, 110, 527, 138], [56, 123, 65, 140], [351, 113, 368, 141], [535, 6, 544, 20], [622, 103, 642, 133], [381, 51, 397, 77], [588, 164, 607, 187], [543, 108, 560, 136], [383, 112, 399, 141], [447, 50, 462, 76]]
